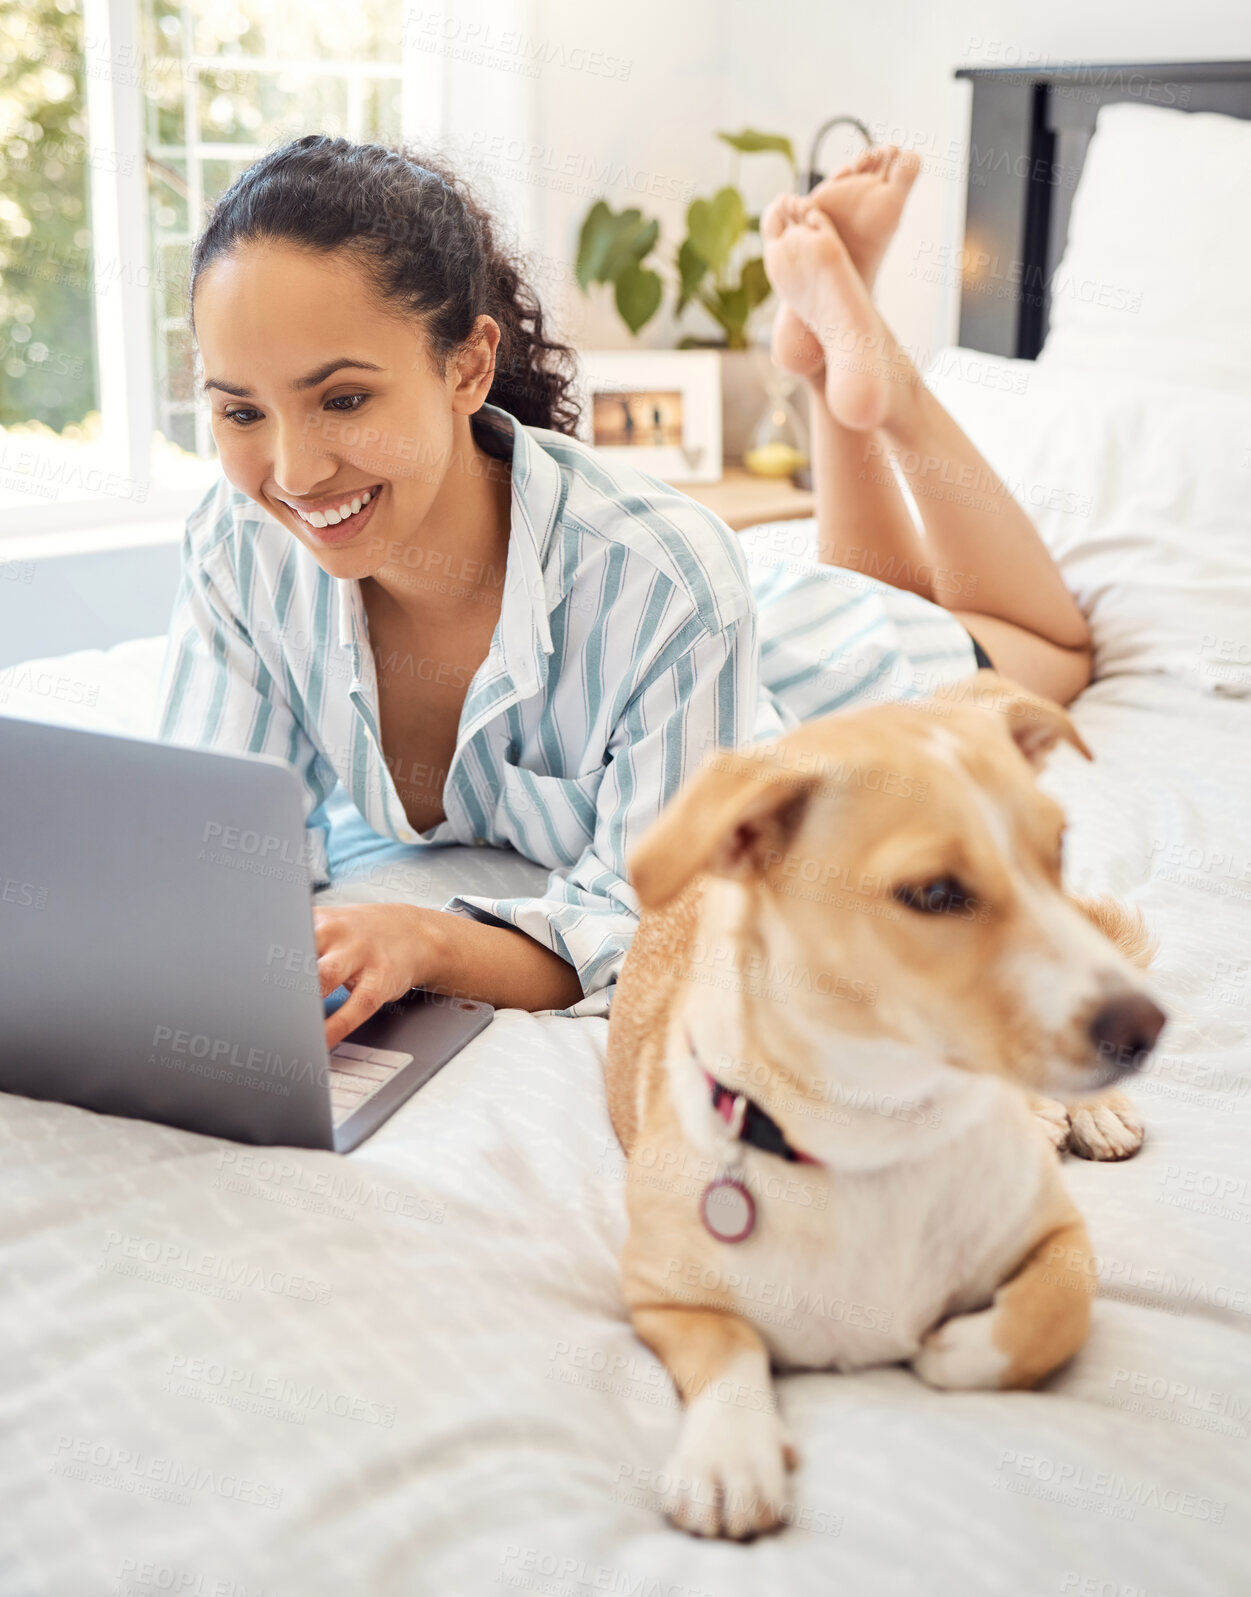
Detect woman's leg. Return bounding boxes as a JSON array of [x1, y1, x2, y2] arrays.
[[764, 165, 1092, 705], [803, 368, 931, 597], [772, 149, 932, 594]]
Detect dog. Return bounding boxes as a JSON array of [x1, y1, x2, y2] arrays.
[[604, 673, 1165, 1539]]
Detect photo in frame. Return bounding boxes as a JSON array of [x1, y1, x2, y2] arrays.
[[574, 350, 723, 483]]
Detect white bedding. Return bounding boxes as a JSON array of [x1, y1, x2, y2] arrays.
[[924, 348, 1251, 698], [3, 620, 1250, 1593]]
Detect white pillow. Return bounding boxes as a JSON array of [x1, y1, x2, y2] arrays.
[[1039, 102, 1251, 386], [924, 347, 1251, 696]]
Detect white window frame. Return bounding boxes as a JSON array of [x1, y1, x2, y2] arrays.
[[83, 0, 156, 494]]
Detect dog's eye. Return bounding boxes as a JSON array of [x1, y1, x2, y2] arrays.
[[893, 876, 977, 916]]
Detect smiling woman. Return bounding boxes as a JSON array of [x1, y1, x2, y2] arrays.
[[155, 134, 988, 1046], [167, 136, 595, 1037]]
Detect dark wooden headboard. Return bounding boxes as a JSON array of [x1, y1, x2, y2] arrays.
[[954, 59, 1251, 359]]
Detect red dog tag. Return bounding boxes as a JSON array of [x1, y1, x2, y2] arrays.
[[700, 1177, 756, 1243]]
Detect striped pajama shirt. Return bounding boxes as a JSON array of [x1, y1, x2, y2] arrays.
[[155, 403, 978, 1019]]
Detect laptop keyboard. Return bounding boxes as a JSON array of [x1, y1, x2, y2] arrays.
[[328, 1041, 415, 1124]]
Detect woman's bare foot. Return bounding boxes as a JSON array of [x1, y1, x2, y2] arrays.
[[769, 145, 922, 380], [763, 200, 916, 432], [810, 145, 923, 290]]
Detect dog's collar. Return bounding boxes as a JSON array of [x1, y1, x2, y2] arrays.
[[688, 1032, 822, 1166]]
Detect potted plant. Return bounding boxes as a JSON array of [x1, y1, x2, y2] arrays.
[[575, 129, 797, 457]]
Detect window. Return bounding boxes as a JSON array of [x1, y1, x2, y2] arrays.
[[0, 2, 96, 435], [0, 0, 475, 536]]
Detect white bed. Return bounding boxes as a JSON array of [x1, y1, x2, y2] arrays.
[[4, 358, 1251, 1594]]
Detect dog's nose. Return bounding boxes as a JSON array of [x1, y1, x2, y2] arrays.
[[1089, 993, 1167, 1073]]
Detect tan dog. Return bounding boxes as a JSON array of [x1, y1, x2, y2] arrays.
[[604, 674, 1165, 1539]]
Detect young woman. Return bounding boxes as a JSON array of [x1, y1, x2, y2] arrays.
[[156, 135, 1090, 1046]]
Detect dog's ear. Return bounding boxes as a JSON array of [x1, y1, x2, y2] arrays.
[[940, 670, 1093, 769], [627, 747, 819, 910]]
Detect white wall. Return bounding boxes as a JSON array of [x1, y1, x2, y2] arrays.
[[439, 0, 738, 353], [451, 0, 1251, 360]]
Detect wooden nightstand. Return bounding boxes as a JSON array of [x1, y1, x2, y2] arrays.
[[673, 465, 815, 532]]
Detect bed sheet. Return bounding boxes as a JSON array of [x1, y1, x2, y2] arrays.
[[0, 637, 1248, 1596]]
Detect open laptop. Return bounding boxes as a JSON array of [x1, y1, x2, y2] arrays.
[[0, 714, 493, 1151]]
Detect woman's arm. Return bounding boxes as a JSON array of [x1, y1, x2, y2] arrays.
[[425, 912, 585, 1010], [315, 902, 582, 1048], [318, 598, 760, 1039], [439, 609, 758, 1017]]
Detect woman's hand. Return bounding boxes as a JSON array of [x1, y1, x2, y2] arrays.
[[314, 902, 443, 1051], [315, 901, 584, 1041]]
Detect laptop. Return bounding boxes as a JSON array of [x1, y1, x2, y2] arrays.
[[0, 714, 493, 1151]]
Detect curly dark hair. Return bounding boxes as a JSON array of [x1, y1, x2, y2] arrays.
[[189, 134, 580, 435]]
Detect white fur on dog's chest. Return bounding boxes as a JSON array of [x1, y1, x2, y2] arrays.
[[696, 1097, 1045, 1371]]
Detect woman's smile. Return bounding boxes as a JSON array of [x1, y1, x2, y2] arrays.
[[276, 481, 385, 545]]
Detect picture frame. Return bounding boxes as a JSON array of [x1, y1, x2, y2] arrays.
[[574, 350, 723, 483]]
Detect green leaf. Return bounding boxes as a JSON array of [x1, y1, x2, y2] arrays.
[[614, 263, 663, 334], [716, 284, 750, 337], [716, 186, 747, 241], [716, 128, 796, 168], [602, 214, 658, 281], [685, 186, 746, 275], [575, 200, 615, 291], [684, 199, 720, 273], [575, 203, 659, 292], [675, 238, 707, 313], [740, 255, 772, 310], [698, 282, 750, 346]]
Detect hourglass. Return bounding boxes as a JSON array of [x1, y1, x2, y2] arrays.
[[743, 370, 810, 479]]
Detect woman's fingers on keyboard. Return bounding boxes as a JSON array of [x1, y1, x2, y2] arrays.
[[324, 974, 386, 1051], [313, 905, 421, 1049], [318, 954, 351, 998], [313, 907, 352, 995]]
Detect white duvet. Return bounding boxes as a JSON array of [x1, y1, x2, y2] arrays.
[[2, 631, 1248, 1595], [4, 348, 1251, 1594]]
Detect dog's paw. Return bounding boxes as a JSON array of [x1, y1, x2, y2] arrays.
[[662, 1393, 798, 1540], [912, 1309, 1008, 1390], [1029, 1094, 1072, 1153], [1068, 1091, 1144, 1161]]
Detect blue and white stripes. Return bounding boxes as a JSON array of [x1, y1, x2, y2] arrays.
[[155, 404, 977, 1018]]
